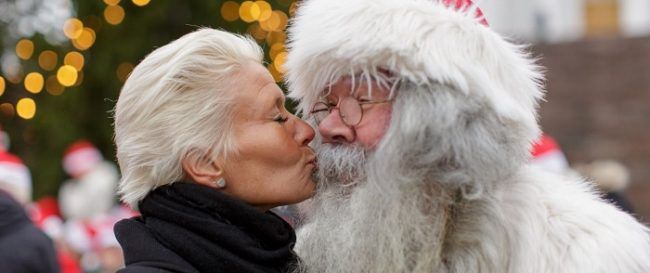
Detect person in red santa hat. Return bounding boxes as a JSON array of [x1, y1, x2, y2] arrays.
[[0, 148, 32, 205], [530, 133, 570, 173], [59, 140, 119, 220], [0, 149, 60, 272], [58, 140, 132, 272], [285, 0, 650, 272]]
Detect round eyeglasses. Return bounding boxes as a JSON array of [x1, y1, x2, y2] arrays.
[[309, 97, 392, 126]]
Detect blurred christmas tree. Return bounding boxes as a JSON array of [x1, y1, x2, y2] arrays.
[[0, 0, 296, 199]]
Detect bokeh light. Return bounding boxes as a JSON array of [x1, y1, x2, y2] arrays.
[[239, 1, 259, 23], [0, 76, 5, 96], [104, 5, 126, 25], [260, 11, 279, 31], [267, 63, 282, 82], [273, 51, 287, 73], [38, 50, 58, 71], [24, 72, 44, 94], [16, 98, 36, 120], [72, 28, 96, 51], [104, 0, 121, 6], [248, 23, 268, 42], [132, 0, 151, 7], [64, 51, 85, 71], [116, 62, 134, 83], [266, 31, 286, 46], [260, 11, 288, 32], [16, 39, 35, 60], [221, 1, 240, 22], [256, 1, 273, 21], [269, 43, 285, 61], [46, 76, 65, 96], [57, 65, 78, 87], [63, 18, 84, 39], [74, 71, 84, 87], [0, 103, 14, 118]]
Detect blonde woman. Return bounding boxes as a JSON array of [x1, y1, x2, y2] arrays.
[[113, 28, 316, 273]]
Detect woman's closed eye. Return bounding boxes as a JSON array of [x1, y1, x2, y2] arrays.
[[273, 114, 289, 123]]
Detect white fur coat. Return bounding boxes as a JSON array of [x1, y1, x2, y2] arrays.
[[441, 166, 650, 273]]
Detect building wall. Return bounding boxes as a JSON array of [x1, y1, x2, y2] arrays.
[[480, 0, 650, 43], [480, 0, 584, 42], [534, 36, 650, 223]]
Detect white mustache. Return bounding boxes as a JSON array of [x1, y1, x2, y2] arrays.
[[314, 144, 368, 188]]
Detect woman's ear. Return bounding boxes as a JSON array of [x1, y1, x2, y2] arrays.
[[181, 151, 224, 189]]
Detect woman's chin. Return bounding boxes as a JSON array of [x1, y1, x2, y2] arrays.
[[291, 179, 317, 204]]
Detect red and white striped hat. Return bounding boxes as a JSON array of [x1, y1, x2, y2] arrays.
[[63, 140, 103, 178], [530, 134, 569, 173], [0, 151, 32, 204], [442, 0, 488, 26]]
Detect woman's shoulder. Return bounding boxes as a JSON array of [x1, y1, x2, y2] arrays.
[[114, 217, 200, 273]]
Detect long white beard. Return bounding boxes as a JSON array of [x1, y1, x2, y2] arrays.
[[295, 144, 452, 273]]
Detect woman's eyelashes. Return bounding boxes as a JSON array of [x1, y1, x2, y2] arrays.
[[273, 114, 289, 123]]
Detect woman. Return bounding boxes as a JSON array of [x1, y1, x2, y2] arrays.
[[112, 28, 316, 273]]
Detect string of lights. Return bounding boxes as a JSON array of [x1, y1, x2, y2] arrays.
[[0, 0, 294, 120]]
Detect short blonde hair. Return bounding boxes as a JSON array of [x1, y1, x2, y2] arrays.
[[113, 28, 263, 209]]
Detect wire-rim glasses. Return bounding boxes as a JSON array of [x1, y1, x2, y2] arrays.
[[310, 97, 391, 126]]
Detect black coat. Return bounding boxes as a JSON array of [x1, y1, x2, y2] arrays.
[[0, 190, 60, 273], [115, 182, 299, 273]]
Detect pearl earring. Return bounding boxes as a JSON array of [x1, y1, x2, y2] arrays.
[[214, 178, 226, 188]]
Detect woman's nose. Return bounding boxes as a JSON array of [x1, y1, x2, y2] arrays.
[[318, 109, 354, 144], [294, 116, 315, 146]]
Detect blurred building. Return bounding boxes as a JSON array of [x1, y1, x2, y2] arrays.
[[481, 1, 650, 222], [481, 0, 650, 43]]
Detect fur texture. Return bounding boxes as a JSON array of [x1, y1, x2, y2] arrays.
[[285, 0, 650, 272]]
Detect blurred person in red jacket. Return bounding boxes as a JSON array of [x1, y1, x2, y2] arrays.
[[29, 197, 82, 273]]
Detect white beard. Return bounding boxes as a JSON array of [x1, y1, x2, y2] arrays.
[[313, 144, 367, 190], [295, 144, 452, 273]]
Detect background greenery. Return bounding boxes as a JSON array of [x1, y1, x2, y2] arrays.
[[0, 0, 295, 199]]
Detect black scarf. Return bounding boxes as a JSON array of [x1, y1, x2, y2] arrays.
[[138, 182, 298, 273]]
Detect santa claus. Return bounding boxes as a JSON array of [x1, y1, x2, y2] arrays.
[[284, 0, 650, 272]]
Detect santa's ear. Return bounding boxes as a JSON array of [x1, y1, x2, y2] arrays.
[[181, 150, 224, 189]]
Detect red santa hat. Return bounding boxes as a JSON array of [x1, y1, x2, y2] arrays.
[[530, 134, 569, 173], [0, 150, 32, 204], [63, 140, 103, 178]]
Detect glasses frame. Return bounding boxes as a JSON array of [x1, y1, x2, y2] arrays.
[[309, 97, 392, 127]]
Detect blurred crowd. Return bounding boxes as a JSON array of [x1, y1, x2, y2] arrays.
[[0, 135, 136, 273]]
